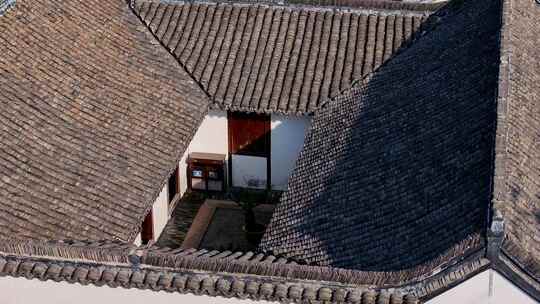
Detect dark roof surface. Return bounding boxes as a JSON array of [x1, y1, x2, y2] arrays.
[[133, 0, 434, 114], [260, 0, 501, 272], [0, 0, 208, 242], [493, 0, 540, 286]]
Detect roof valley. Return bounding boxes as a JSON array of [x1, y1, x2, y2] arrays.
[[132, 0, 432, 115]]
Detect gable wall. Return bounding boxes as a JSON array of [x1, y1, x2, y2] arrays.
[[426, 270, 536, 304]]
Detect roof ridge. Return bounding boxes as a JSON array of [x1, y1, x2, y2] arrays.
[[0, 238, 490, 302], [0, 235, 483, 287], [131, 0, 442, 12]]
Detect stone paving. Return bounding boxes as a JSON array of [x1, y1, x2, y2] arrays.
[[155, 191, 206, 249], [156, 190, 279, 250], [200, 206, 274, 252]]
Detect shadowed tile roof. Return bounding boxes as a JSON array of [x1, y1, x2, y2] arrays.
[[0, 0, 208, 242], [133, 0, 437, 114], [261, 0, 501, 273], [261, 0, 540, 298]]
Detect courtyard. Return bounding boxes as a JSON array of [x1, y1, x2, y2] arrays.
[[156, 191, 278, 252]]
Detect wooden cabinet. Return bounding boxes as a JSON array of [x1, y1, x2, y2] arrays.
[[187, 152, 226, 192]]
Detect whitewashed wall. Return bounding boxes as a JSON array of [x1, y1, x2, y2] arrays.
[[152, 183, 169, 240], [270, 114, 311, 190], [133, 183, 170, 245], [178, 110, 229, 196], [231, 154, 267, 189], [0, 276, 278, 304], [427, 269, 536, 304], [175, 111, 310, 193], [134, 233, 142, 246]]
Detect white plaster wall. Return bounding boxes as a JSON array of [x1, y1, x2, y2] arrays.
[[231, 155, 267, 189], [152, 183, 169, 241], [270, 114, 311, 190], [427, 269, 536, 304], [178, 110, 229, 196], [0, 276, 278, 304], [134, 233, 142, 246], [176, 111, 309, 192], [188, 110, 229, 154], [491, 271, 537, 304], [179, 149, 190, 196], [133, 184, 169, 245]]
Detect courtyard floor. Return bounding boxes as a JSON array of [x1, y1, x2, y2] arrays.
[[155, 191, 206, 249], [156, 191, 275, 251]]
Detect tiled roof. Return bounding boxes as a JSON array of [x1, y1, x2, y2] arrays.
[[261, 0, 501, 273], [261, 0, 540, 299], [189, 0, 446, 11], [493, 0, 540, 290], [0, 238, 490, 303], [0, 0, 208, 241], [0, 0, 538, 302], [133, 0, 435, 114]]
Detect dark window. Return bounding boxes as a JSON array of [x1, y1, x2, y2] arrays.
[[141, 210, 153, 245], [168, 165, 179, 204], [228, 112, 270, 157]]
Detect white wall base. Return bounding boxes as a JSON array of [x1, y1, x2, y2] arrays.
[[427, 269, 536, 304], [0, 276, 278, 304]]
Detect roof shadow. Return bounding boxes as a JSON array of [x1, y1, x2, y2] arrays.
[[261, 0, 502, 272]]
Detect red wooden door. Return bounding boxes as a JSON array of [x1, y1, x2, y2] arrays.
[[228, 112, 270, 157]]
